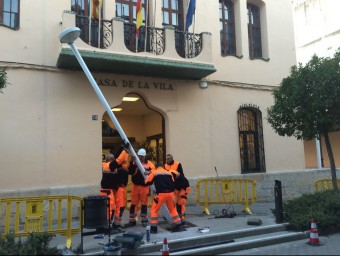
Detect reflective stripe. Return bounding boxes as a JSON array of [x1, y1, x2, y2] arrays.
[[311, 223, 317, 228], [310, 232, 319, 238], [150, 217, 158, 221], [172, 215, 180, 220]]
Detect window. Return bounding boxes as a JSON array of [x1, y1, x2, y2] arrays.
[[0, 0, 19, 29], [237, 106, 265, 173], [162, 0, 184, 31], [116, 0, 147, 52], [247, 3, 262, 59], [219, 0, 235, 56], [116, 0, 146, 25]]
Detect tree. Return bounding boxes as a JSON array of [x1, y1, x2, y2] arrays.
[[0, 68, 9, 93], [267, 50, 340, 190]]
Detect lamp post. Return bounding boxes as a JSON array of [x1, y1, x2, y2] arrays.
[[59, 27, 172, 223]]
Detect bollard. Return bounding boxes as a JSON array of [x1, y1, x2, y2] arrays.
[[274, 180, 284, 223]]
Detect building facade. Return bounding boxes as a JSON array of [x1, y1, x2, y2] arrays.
[[0, 0, 327, 201], [292, 0, 340, 169]]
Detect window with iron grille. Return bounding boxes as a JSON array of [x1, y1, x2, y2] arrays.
[[219, 0, 236, 56], [247, 3, 262, 59], [237, 106, 266, 173], [162, 0, 184, 31], [0, 0, 19, 29]]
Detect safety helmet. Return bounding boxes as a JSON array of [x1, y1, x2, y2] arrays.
[[137, 148, 146, 156]]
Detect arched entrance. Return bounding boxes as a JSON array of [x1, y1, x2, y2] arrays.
[[101, 93, 165, 165]]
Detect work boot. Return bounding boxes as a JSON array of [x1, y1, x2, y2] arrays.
[[150, 226, 158, 234], [171, 223, 183, 232], [124, 222, 136, 228]]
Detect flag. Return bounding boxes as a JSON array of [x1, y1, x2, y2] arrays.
[[136, 0, 143, 38], [185, 0, 196, 32], [91, 0, 102, 20]]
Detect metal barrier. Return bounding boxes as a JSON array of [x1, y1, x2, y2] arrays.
[[196, 178, 256, 215], [0, 195, 82, 248], [314, 178, 340, 192]]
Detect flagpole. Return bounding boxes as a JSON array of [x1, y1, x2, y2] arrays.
[[192, 13, 195, 57], [89, 0, 92, 45], [98, 1, 101, 48], [152, 0, 156, 54], [144, 0, 148, 52], [136, 35, 138, 53]]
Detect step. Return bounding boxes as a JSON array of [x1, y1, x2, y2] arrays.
[[120, 223, 291, 255], [171, 231, 308, 255]]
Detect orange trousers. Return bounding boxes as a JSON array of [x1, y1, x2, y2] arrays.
[[149, 192, 181, 229], [128, 185, 149, 224], [100, 188, 115, 222], [113, 186, 126, 225], [174, 187, 190, 222]]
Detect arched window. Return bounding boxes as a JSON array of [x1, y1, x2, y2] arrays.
[[237, 106, 266, 173], [162, 0, 184, 31], [247, 3, 262, 59], [0, 0, 19, 29], [219, 0, 235, 56]]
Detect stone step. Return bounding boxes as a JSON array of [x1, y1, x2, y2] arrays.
[[118, 223, 306, 255]]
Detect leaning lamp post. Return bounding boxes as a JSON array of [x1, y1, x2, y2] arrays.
[[59, 27, 172, 223]]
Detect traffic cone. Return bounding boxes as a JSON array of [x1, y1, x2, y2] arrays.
[[308, 217, 320, 246], [161, 237, 170, 256]]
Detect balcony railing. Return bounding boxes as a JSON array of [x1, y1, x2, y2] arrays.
[[75, 15, 201, 58], [58, 11, 216, 80]]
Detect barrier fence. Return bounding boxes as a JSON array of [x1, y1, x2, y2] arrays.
[[196, 178, 256, 215], [314, 178, 340, 192], [0, 195, 82, 248]]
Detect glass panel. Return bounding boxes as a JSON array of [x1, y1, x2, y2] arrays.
[[224, 9, 228, 20], [3, 13, 10, 26], [172, 0, 178, 10], [163, 12, 169, 24], [12, 0, 19, 12], [4, 0, 10, 11], [163, 0, 168, 8], [116, 3, 122, 16], [172, 13, 177, 26]]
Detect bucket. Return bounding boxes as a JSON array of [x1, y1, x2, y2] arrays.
[[83, 195, 108, 229], [103, 240, 122, 255]]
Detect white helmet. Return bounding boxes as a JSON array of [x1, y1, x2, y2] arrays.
[[137, 148, 146, 156]]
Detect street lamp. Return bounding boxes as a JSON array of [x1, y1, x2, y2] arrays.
[[59, 27, 172, 223]]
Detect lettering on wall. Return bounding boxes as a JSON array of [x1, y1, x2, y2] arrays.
[[95, 78, 174, 91]]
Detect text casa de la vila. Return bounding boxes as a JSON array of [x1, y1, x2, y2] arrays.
[[95, 78, 174, 91]]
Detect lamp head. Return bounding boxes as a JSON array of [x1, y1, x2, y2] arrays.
[[59, 27, 81, 44]]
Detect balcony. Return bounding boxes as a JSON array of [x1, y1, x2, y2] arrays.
[[57, 11, 216, 80]]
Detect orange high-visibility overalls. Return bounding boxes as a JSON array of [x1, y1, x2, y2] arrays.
[[145, 167, 182, 232], [128, 160, 155, 226], [164, 161, 190, 222], [111, 148, 129, 226]]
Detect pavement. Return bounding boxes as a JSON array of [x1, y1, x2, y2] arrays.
[[51, 202, 340, 255]]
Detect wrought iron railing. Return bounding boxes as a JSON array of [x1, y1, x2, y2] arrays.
[[75, 15, 112, 49], [175, 31, 202, 58], [74, 15, 201, 58], [123, 24, 165, 54]]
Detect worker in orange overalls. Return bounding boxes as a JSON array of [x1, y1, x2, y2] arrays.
[[164, 154, 190, 225], [145, 164, 182, 234], [100, 153, 118, 224], [125, 148, 156, 228], [110, 145, 130, 228]]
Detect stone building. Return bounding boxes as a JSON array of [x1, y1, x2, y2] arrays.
[[0, 0, 332, 202]]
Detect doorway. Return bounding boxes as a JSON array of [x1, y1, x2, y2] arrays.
[[101, 93, 165, 165]]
